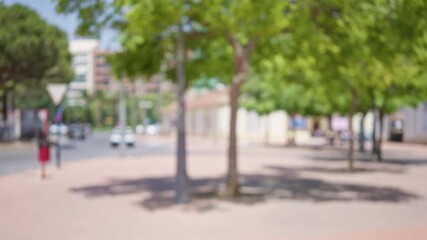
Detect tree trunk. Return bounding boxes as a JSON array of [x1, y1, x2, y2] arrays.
[[284, 112, 288, 146], [376, 109, 384, 162], [2, 90, 8, 121], [226, 82, 240, 196], [94, 99, 102, 128], [111, 98, 117, 127], [348, 113, 354, 172], [348, 89, 357, 172], [264, 114, 270, 146], [371, 110, 377, 156], [132, 95, 138, 128], [288, 114, 296, 146], [157, 72, 164, 135], [225, 36, 255, 197], [175, 22, 189, 204], [326, 114, 334, 146], [359, 112, 366, 152], [327, 115, 332, 131]]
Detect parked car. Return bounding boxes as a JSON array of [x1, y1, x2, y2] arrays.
[[20, 109, 42, 140], [135, 124, 145, 134], [146, 124, 161, 135], [135, 123, 161, 135], [110, 126, 135, 147], [68, 123, 86, 140]]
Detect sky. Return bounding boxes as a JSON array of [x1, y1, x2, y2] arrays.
[[3, 0, 119, 50]]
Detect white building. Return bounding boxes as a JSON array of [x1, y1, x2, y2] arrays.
[[67, 39, 99, 105], [399, 103, 427, 143]]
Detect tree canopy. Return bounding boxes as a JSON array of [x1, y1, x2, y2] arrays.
[[52, 0, 427, 193], [0, 3, 72, 86], [0, 3, 73, 119]]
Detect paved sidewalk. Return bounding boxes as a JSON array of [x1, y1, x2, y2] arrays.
[[0, 140, 36, 149], [1, 138, 427, 240]]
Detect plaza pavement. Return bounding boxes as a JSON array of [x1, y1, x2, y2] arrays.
[[1, 136, 427, 240]]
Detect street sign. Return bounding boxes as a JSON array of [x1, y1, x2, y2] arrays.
[[47, 84, 68, 105], [46, 83, 67, 169]]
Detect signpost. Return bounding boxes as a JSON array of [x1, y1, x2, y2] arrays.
[[47, 84, 67, 169]]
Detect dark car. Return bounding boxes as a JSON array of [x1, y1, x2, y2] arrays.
[[68, 123, 86, 141], [20, 110, 42, 140]]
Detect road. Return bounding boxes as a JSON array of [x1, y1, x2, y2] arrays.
[[0, 132, 173, 176]]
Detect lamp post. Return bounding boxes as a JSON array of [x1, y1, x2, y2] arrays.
[[47, 84, 68, 169]]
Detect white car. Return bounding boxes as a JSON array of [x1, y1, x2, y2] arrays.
[[110, 127, 135, 147], [135, 124, 161, 135], [146, 124, 160, 135], [49, 124, 72, 146], [135, 124, 145, 134]]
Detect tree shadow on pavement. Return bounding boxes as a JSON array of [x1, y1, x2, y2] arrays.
[[300, 145, 427, 166], [267, 165, 406, 174], [70, 166, 419, 212], [309, 154, 427, 166], [266, 143, 329, 151]]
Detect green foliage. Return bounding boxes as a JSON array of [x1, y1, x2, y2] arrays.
[[14, 86, 53, 109], [193, 77, 221, 92], [63, 90, 117, 127], [281, 0, 427, 116], [63, 104, 94, 125], [185, 38, 233, 85], [241, 73, 277, 116], [0, 3, 73, 87], [0, 2, 73, 108], [115, 0, 184, 79], [54, 0, 122, 37], [194, 0, 289, 42], [241, 0, 427, 121]]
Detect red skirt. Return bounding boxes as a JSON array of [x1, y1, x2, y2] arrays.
[[38, 145, 50, 163]]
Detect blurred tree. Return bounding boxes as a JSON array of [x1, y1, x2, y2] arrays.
[[53, 0, 192, 203], [291, 0, 427, 167], [241, 72, 277, 145], [358, 0, 427, 161], [90, 90, 106, 128], [52, 0, 427, 189], [0, 3, 73, 120], [114, 0, 191, 203], [192, 0, 290, 196]]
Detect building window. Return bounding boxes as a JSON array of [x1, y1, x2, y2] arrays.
[[73, 74, 86, 82], [73, 53, 88, 65], [74, 66, 87, 75]]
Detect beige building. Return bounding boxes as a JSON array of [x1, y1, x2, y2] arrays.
[[162, 88, 399, 146], [161, 87, 427, 146], [397, 103, 427, 143], [163, 89, 316, 145], [94, 50, 114, 92]]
